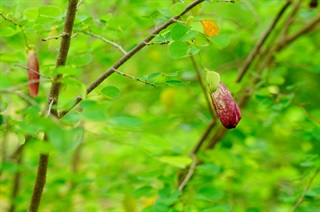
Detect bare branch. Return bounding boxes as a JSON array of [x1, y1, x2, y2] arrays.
[[14, 64, 50, 79], [1, 90, 37, 105], [178, 153, 198, 191], [82, 30, 127, 54], [77, 0, 83, 10], [0, 79, 51, 92], [41, 32, 68, 41], [46, 99, 54, 117]]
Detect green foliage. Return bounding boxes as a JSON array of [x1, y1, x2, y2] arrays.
[[0, 0, 319, 212]]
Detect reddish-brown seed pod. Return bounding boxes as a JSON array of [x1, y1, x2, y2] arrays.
[[210, 82, 241, 129], [27, 50, 40, 97]]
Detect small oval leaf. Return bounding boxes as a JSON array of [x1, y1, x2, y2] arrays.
[[101, 86, 121, 99]]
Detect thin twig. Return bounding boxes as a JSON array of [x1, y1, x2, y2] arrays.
[[59, 0, 205, 118], [41, 32, 68, 41], [292, 168, 320, 211], [14, 64, 50, 78], [0, 79, 51, 92], [236, 0, 292, 83], [178, 153, 198, 191], [46, 99, 54, 117], [191, 120, 215, 154], [145, 41, 170, 45], [71, 33, 79, 39], [82, 31, 127, 55], [216, 0, 235, 3], [16, 93, 37, 105], [76, 0, 83, 10], [112, 68, 157, 88]]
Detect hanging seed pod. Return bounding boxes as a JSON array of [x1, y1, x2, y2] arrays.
[[210, 82, 241, 129], [27, 49, 40, 97]]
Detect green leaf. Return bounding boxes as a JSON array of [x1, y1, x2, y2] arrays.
[[157, 9, 171, 17], [304, 187, 320, 198], [169, 2, 186, 16], [197, 164, 220, 175], [158, 156, 192, 168], [100, 86, 121, 99], [48, 127, 84, 153], [165, 80, 189, 88], [187, 47, 199, 56], [38, 6, 62, 17], [71, 53, 93, 67], [61, 111, 82, 126], [24, 8, 39, 20], [195, 187, 224, 201], [0, 52, 19, 63], [268, 76, 285, 85], [83, 110, 107, 121], [171, 24, 189, 41], [210, 34, 230, 49], [55, 66, 83, 76], [133, 186, 153, 198], [154, 201, 170, 212], [108, 115, 143, 128], [0, 26, 17, 37], [168, 41, 189, 60], [202, 205, 232, 212], [0, 73, 12, 88], [182, 30, 198, 42]]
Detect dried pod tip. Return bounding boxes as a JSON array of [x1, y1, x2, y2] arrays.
[[210, 82, 241, 129], [27, 48, 40, 97]]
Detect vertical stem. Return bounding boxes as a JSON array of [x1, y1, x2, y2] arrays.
[[28, 0, 78, 211]]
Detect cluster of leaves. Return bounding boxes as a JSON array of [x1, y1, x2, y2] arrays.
[[1, 0, 319, 211]]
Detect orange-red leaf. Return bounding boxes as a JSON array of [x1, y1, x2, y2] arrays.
[[201, 20, 219, 37], [27, 50, 40, 97]]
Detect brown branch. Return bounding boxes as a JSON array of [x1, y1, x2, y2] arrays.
[[191, 120, 215, 154], [236, 0, 292, 83], [178, 153, 198, 191], [28, 0, 79, 211], [292, 168, 320, 211], [59, 0, 205, 117]]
